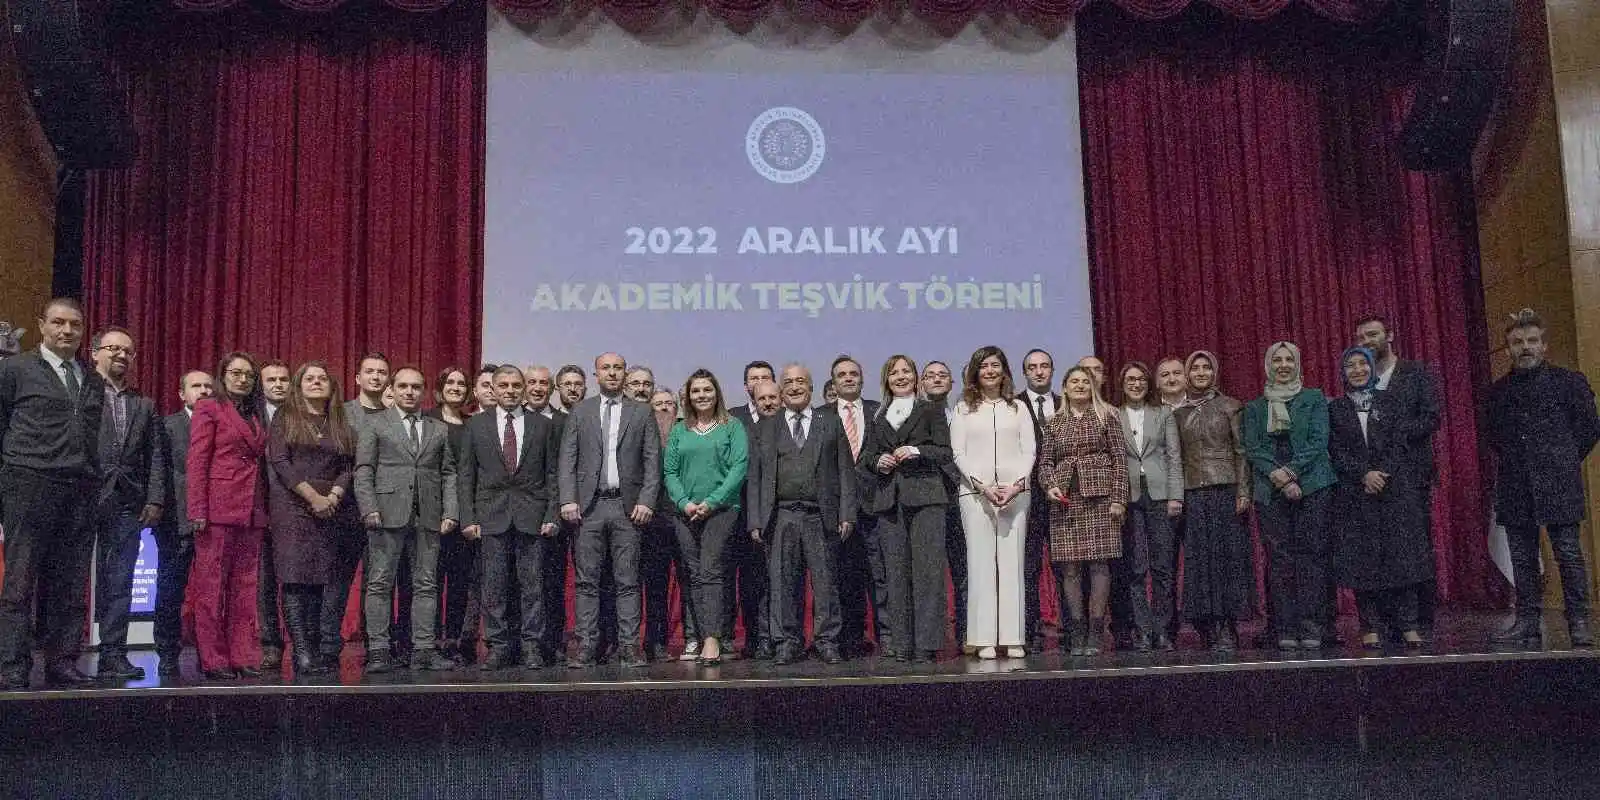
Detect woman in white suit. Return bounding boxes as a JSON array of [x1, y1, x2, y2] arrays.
[[1117, 361, 1185, 650], [950, 346, 1037, 660]]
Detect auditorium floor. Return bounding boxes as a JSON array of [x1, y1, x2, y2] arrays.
[[7, 610, 1597, 698]]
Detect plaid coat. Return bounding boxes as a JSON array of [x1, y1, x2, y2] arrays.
[[1038, 408, 1130, 562]]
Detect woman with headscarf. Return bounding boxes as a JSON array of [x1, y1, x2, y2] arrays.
[[1242, 342, 1336, 651], [1173, 351, 1253, 651], [1329, 347, 1431, 649]]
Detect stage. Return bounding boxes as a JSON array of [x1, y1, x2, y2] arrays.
[[4, 613, 1600, 798]]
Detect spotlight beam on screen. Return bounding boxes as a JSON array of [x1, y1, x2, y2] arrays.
[[484, 17, 1093, 395]]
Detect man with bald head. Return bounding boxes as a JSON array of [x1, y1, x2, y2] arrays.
[[747, 364, 856, 664], [558, 352, 659, 668]]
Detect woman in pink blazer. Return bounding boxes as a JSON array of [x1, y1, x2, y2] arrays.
[[187, 351, 271, 679]]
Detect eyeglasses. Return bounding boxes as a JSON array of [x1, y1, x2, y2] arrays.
[[225, 369, 255, 379], [96, 345, 135, 356]]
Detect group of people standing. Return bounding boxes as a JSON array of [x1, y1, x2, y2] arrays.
[[0, 299, 1595, 689]]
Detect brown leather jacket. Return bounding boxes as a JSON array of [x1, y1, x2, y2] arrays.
[[1174, 395, 1250, 498]]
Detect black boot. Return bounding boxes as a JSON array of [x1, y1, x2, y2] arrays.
[[1491, 616, 1542, 649], [1568, 616, 1593, 649], [287, 591, 330, 676]]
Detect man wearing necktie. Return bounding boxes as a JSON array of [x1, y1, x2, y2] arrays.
[[1019, 348, 1062, 652], [558, 352, 660, 669], [817, 355, 883, 658], [0, 298, 106, 690], [457, 366, 562, 670], [355, 367, 460, 673]]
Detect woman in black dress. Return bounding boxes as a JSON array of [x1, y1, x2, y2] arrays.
[[426, 365, 481, 665], [267, 361, 358, 676], [1329, 347, 1430, 649]]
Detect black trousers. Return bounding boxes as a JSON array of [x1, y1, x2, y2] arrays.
[[317, 527, 366, 658], [437, 532, 482, 649], [258, 527, 283, 650], [573, 498, 642, 654], [152, 524, 194, 658], [1024, 494, 1052, 643], [92, 509, 144, 657], [725, 518, 771, 648], [837, 512, 886, 651], [640, 514, 680, 649], [1258, 488, 1333, 638], [877, 503, 950, 654], [944, 502, 967, 646], [1506, 522, 1590, 621], [674, 508, 740, 641], [1111, 493, 1173, 639], [0, 469, 96, 674], [1356, 585, 1420, 635], [767, 503, 843, 651], [481, 527, 556, 656]]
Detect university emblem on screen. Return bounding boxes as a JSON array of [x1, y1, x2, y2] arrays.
[[746, 107, 825, 184]]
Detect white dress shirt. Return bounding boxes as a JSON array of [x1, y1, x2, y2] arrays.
[[785, 408, 811, 442], [1376, 359, 1397, 391], [497, 406, 526, 468], [1126, 405, 1146, 454], [599, 394, 623, 489], [1024, 389, 1056, 419]]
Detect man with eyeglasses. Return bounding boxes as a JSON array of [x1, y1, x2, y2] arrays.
[[87, 327, 167, 681], [0, 298, 106, 689]]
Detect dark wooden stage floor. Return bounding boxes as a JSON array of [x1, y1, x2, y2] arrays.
[[5, 612, 1600, 799]]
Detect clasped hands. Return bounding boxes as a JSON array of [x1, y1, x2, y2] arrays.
[[977, 481, 1024, 509], [875, 446, 921, 474]]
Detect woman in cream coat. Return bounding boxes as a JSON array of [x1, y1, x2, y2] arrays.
[[950, 346, 1037, 660]]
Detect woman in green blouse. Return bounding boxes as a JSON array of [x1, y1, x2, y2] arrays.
[[663, 368, 750, 666]]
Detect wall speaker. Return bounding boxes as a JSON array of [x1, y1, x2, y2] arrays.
[[5, 0, 134, 169], [1398, 0, 1514, 172]]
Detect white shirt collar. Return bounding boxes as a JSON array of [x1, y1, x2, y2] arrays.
[[39, 344, 73, 374]]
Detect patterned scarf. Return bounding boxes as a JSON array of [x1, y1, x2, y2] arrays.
[[1261, 341, 1303, 434], [1340, 346, 1378, 411]]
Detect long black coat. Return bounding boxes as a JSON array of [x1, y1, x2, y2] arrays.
[[1485, 364, 1600, 527], [1377, 359, 1442, 486], [1328, 397, 1435, 590]]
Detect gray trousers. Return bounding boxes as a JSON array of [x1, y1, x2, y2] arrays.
[[364, 524, 442, 653], [767, 504, 842, 651], [573, 497, 642, 653]]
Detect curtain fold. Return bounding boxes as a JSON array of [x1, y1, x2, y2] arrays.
[[1078, 8, 1499, 607]]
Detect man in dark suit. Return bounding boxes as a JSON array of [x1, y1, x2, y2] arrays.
[[748, 365, 855, 665], [1354, 314, 1443, 640], [727, 360, 775, 426], [1486, 310, 1600, 649], [0, 298, 105, 689], [728, 378, 780, 660], [816, 355, 883, 658], [256, 358, 291, 670], [920, 360, 966, 646], [525, 365, 576, 660], [87, 327, 167, 681], [355, 366, 460, 673], [558, 352, 660, 668], [1018, 348, 1061, 651], [153, 370, 213, 677], [458, 365, 563, 669]]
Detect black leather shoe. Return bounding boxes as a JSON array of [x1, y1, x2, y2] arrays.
[[97, 654, 146, 680], [772, 647, 800, 666], [235, 666, 263, 679], [480, 650, 515, 671], [1153, 632, 1174, 652], [157, 654, 180, 678], [645, 643, 669, 663], [567, 650, 597, 669], [413, 651, 457, 672], [1492, 617, 1542, 648], [365, 654, 395, 675], [0, 672, 28, 691], [260, 646, 283, 670], [1133, 632, 1152, 653], [1569, 617, 1593, 649], [1211, 623, 1237, 653], [618, 647, 648, 668], [202, 668, 238, 681], [752, 640, 776, 661], [521, 650, 549, 670], [818, 646, 844, 665], [45, 663, 95, 686]]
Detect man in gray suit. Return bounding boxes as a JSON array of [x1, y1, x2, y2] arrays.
[[558, 352, 660, 668], [356, 366, 459, 673], [154, 370, 212, 677], [89, 327, 167, 681]]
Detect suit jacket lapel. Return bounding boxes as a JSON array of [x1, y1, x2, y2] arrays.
[[1141, 407, 1159, 457], [516, 412, 539, 474]]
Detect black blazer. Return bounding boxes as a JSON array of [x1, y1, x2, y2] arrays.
[[0, 351, 104, 478], [1018, 390, 1061, 508], [97, 387, 167, 513], [1486, 364, 1600, 526], [746, 409, 857, 534], [1376, 359, 1441, 486], [858, 399, 952, 514], [729, 404, 755, 427], [161, 411, 193, 536], [457, 409, 561, 535]]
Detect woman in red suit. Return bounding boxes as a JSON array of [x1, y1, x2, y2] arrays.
[[187, 351, 271, 680]]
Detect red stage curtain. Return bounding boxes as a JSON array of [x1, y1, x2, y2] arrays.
[[84, 3, 485, 397], [1077, 7, 1500, 607]]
